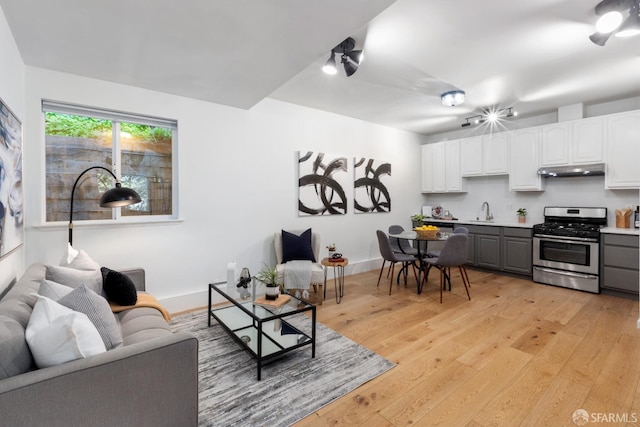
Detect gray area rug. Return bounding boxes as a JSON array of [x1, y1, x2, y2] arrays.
[[170, 310, 395, 426]]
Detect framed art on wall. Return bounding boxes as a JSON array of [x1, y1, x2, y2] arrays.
[[0, 97, 23, 258], [354, 157, 391, 214], [298, 151, 348, 216]]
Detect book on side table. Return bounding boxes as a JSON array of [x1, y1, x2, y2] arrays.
[[253, 294, 291, 308]]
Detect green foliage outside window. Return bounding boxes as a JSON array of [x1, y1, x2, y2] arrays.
[[45, 112, 172, 143]]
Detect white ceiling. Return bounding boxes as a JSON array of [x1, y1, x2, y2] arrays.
[[2, 0, 639, 135]]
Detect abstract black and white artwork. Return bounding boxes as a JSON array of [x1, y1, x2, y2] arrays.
[[354, 157, 391, 214], [298, 151, 348, 216], [0, 98, 23, 258]]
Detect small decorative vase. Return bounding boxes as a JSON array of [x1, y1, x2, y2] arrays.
[[265, 286, 279, 300], [328, 249, 336, 258], [518, 216, 526, 223]]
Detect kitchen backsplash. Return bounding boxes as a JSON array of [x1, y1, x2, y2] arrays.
[[422, 174, 638, 226]]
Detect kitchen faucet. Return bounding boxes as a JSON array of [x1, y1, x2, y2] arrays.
[[481, 201, 493, 221]]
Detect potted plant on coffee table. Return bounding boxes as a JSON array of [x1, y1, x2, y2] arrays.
[[517, 208, 527, 223], [256, 264, 280, 300]]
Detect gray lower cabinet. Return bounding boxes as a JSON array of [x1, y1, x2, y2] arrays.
[[601, 234, 639, 296], [502, 228, 533, 275], [424, 221, 533, 276], [476, 234, 501, 269]]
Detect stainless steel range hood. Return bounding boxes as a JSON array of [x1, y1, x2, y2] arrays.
[[537, 163, 605, 177]]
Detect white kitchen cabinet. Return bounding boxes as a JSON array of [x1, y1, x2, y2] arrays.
[[445, 140, 465, 192], [432, 142, 446, 192], [421, 144, 434, 192], [572, 117, 604, 164], [460, 134, 508, 177], [509, 128, 544, 191], [421, 141, 466, 193], [460, 136, 483, 176], [605, 110, 640, 189], [540, 123, 570, 166], [483, 132, 509, 175], [540, 118, 603, 166]]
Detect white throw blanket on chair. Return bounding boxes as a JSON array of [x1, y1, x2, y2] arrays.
[[284, 260, 312, 299]]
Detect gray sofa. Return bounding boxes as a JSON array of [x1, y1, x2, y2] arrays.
[[0, 263, 198, 427]]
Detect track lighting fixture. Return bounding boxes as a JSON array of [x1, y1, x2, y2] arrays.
[[590, 0, 640, 46], [460, 107, 518, 128], [322, 52, 337, 75], [322, 37, 363, 77], [441, 90, 466, 107]]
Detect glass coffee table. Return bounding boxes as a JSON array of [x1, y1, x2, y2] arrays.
[[208, 281, 316, 380]]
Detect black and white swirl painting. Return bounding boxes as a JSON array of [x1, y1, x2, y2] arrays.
[[354, 157, 391, 214], [298, 151, 348, 216], [0, 98, 23, 257]]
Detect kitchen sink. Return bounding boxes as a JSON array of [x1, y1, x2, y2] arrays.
[[467, 219, 495, 223]]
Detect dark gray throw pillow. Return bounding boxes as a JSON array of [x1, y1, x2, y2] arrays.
[[281, 228, 316, 263], [101, 267, 138, 306]]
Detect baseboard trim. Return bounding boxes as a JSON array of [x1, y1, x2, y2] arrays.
[[160, 258, 383, 314]]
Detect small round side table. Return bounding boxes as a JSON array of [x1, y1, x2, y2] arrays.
[[321, 257, 348, 304]]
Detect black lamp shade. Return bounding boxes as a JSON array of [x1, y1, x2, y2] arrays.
[[347, 50, 363, 64], [99, 183, 142, 207], [68, 165, 142, 245], [343, 60, 358, 77]]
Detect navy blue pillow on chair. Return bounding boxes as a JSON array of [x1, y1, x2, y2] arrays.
[[282, 229, 316, 263]]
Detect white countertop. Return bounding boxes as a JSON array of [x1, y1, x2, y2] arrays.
[[601, 227, 640, 235], [424, 218, 533, 229]]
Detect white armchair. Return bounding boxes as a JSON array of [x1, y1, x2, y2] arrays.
[[274, 230, 324, 304]]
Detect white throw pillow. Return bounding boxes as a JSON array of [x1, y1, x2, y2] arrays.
[[63, 249, 101, 271], [45, 266, 103, 294], [60, 243, 79, 266], [25, 295, 106, 368]]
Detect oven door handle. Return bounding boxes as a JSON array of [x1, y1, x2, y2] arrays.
[[533, 266, 598, 279], [533, 234, 598, 243]]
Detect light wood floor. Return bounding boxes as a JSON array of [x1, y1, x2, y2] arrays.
[[294, 266, 640, 427]]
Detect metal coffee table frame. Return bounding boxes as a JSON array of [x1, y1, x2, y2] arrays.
[[208, 282, 316, 380]]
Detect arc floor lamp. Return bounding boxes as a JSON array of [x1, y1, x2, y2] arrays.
[[68, 166, 142, 245]]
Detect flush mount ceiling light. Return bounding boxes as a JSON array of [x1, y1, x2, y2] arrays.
[[460, 107, 518, 128], [590, 0, 640, 46], [441, 90, 466, 107], [322, 37, 363, 77]]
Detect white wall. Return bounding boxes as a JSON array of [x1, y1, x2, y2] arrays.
[[23, 67, 424, 311], [0, 6, 25, 294]]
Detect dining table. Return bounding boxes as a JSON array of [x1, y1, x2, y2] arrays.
[[388, 230, 450, 294]]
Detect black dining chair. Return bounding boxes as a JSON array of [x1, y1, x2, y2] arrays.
[[376, 230, 419, 295], [423, 233, 471, 303]]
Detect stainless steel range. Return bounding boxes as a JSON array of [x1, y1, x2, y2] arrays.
[[532, 206, 607, 293]]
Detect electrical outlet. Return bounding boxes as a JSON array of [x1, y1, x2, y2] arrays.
[[506, 203, 513, 211]]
